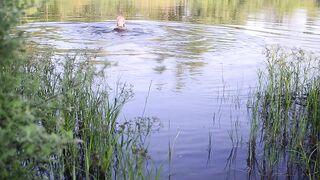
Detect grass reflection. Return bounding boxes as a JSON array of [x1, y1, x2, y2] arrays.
[[26, 0, 319, 24]]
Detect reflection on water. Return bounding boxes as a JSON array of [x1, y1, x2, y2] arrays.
[[23, 1, 320, 179], [27, 0, 319, 24]]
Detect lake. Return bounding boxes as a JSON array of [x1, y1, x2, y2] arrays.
[[23, 0, 320, 179]]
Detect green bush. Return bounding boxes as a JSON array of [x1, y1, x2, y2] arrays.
[[0, 1, 70, 178]]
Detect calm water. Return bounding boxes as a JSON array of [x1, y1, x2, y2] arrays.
[[24, 0, 320, 179]]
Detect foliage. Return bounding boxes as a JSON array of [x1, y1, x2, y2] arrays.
[[249, 46, 320, 179], [0, 1, 160, 179], [0, 0, 68, 178]]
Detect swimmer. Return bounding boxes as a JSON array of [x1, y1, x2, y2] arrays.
[[114, 15, 126, 32]]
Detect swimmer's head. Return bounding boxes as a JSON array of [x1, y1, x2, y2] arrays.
[[116, 15, 125, 28]]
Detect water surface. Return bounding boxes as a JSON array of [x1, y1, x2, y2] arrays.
[[24, 1, 320, 179]]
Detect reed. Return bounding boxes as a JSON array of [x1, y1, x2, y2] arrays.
[[168, 130, 180, 179], [249, 46, 320, 179], [28, 51, 161, 179], [0, 1, 162, 178], [1, 46, 161, 179]]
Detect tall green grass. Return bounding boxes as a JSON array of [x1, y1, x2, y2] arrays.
[[3, 47, 161, 179], [248, 46, 320, 179], [0, 1, 161, 179]]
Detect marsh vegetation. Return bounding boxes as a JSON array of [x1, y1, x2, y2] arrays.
[[248, 47, 320, 179], [1, 1, 160, 179], [1, 0, 320, 179]]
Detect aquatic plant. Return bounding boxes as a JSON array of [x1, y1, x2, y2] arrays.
[[0, 1, 161, 179], [248, 46, 320, 179], [168, 130, 180, 180]]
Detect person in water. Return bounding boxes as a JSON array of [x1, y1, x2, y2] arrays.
[[114, 15, 126, 32]]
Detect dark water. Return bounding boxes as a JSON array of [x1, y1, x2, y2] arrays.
[[24, 0, 320, 179]]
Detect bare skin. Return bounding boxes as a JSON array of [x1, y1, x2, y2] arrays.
[[114, 15, 126, 32]]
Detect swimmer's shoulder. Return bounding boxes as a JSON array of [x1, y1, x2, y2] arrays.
[[113, 28, 126, 32]]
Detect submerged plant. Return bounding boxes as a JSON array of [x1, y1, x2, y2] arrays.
[[248, 46, 320, 179]]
